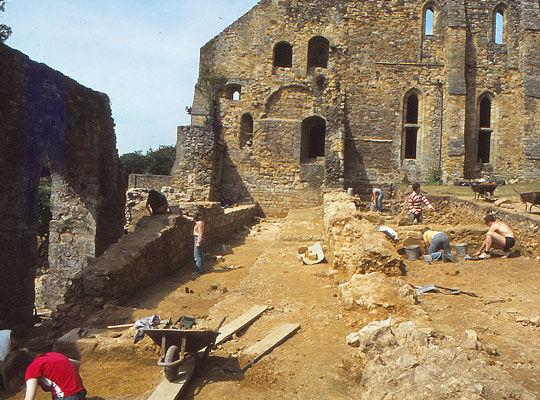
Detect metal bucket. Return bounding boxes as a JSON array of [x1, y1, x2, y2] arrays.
[[404, 245, 420, 261], [454, 243, 469, 257]]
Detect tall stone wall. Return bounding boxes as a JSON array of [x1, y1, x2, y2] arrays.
[[0, 44, 125, 327], [170, 126, 221, 202], [181, 0, 539, 217]]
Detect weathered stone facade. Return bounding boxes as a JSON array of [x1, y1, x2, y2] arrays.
[[0, 44, 125, 327], [172, 0, 539, 216]]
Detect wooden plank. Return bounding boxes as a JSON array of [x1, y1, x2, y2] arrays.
[[240, 323, 300, 370], [147, 358, 195, 400], [215, 305, 268, 346], [147, 305, 267, 400]]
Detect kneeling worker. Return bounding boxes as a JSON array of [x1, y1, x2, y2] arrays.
[[146, 189, 169, 215], [473, 214, 515, 259], [422, 227, 458, 262]]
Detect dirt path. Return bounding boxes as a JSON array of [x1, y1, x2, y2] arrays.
[[76, 206, 361, 399]]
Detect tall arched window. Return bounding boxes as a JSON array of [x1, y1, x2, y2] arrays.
[[307, 36, 329, 69], [477, 95, 493, 163], [402, 92, 420, 160], [424, 7, 434, 36], [494, 5, 506, 44], [273, 41, 292, 68], [301, 116, 326, 162], [240, 113, 253, 148]]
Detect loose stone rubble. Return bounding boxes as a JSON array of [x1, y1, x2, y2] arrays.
[[346, 318, 535, 400]]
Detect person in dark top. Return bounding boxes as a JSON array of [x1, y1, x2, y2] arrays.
[[145, 190, 169, 215]]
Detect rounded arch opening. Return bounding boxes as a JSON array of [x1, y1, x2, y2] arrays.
[[273, 41, 292, 68], [307, 36, 329, 69], [301, 116, 326, 162], [240, 113, 253, 148]]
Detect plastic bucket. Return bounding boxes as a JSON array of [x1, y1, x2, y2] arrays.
[[347, 188, 354, 196], [404, 245, 420, 261], [454, 243, 469, 257]]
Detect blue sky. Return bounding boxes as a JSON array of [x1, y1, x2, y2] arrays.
[[2, 0, 258, 154]]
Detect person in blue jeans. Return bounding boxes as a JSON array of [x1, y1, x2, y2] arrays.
[[422, 228, 458, 262], [370, 187, 384, 212], [185, 212, 204, 275]]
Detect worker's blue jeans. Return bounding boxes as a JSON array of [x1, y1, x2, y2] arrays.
[[429, 233, 451, 255], [194, 235, 204, 274]]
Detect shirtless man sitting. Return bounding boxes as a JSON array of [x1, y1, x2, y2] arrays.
[[473, 214, 515, 259]]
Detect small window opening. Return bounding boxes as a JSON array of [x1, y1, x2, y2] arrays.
[[225, 84, 242, 100], [301, 116, 326, 162], [425, 8, 434, 36], [495, 10, 504, 44], [273, 42, 292, 68], [240, 113, 253, 148], [307, 36, 329, 69], [403, 93, 420, 160], [477, 96, 492, 163]]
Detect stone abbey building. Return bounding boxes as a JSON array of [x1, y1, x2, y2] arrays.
[[173, 0, 539, 216]]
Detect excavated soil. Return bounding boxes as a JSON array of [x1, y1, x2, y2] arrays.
[[4, 202, 540, 399]]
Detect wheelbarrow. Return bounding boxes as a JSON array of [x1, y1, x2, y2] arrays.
[[143, 317, 225, 381], [513, 189, 540, 213], [470, 182, 499, 200]]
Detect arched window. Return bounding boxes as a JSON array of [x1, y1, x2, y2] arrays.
[[402, 92, 420, 160], [240, 113, 253, 149], [301, 116, 326, 162], [273, 41, 292, 68], [225, 84, 242, 101], [494, 5, 506, 44], [477, 95, 493, 163], [307, 36, 329, 69], [424, 7, 434, 36]]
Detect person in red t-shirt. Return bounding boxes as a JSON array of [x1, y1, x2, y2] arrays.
[[2, 350, 86, 400]]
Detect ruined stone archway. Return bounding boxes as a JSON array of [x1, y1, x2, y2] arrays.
[[0, 44, 125, 328]]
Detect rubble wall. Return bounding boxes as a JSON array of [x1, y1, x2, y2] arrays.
[[63, 204, 257, 308], [183, 0, 539, 217], [0, 44, 125, 327], [170, 126, 222, 202], [128, 174, 171, 190], [323, 191, 405, 278]]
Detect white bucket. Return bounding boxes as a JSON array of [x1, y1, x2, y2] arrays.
[[347, 188, 354, 196], [404, 245, 420, 261], [454, 243, 469, 257]]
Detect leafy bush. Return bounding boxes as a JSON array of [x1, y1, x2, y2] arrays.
[[427, 168, 443, 185]]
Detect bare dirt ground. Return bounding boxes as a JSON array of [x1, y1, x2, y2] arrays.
[[5, 192, 540, 399]]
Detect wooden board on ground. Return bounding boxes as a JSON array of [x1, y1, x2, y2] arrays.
[[215, 305, 268, 346], [147, 358, 195, 400], [240, 323, 300, 370], [147, 305, 268, 400]]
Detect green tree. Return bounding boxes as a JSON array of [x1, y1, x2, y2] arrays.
[[0, 1, 12, 42], [119, 145, 176, 184], [145, 145, 176, 176], [119, 150, 146, 183]]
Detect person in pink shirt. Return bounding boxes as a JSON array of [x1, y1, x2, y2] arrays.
[[185, 211, 205, 275], [2, 350, 86, 400]]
